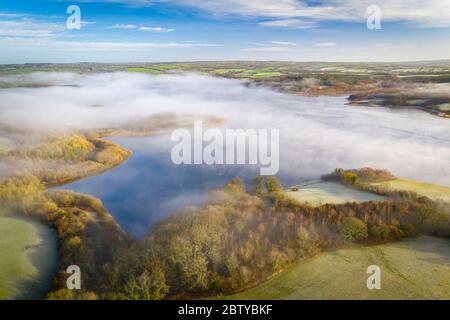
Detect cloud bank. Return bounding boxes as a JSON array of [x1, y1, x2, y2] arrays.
[[1, 72, 449, 188], [83, 0, 450, 28]]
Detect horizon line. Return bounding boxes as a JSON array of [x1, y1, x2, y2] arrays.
[[1, 59, 450, 66]]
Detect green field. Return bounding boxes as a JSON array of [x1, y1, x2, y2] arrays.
[[224, 236, 450, 300], [285, 180, 386, 207], [366, 179, 450, 202], [127, 67, 162, 74], [209, 68, 245, 75], [0, 217, 42, 299], [0, 217, 57, 300], [250, 71, 284, 79]]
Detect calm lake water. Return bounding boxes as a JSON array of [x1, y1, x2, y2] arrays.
[[60, 94, 450, 238], [61, 134, 305, 238]]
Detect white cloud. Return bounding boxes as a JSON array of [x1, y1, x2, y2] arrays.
[[88, 0, 450, 28], [0, 19, 64, 37], [81, 20, 97, 26], [245, 46, 294, 52], [259, 19, 317, 29], [270, 41, 299, 46], [0, 14, 94, 39], [245, 40, 299, 52], [0, 37, 218, 51], [315, 42, 337, 47], [139, 26, 175, 32], [107, 24, 175, 32], [107, 24, 139, 29], [0, 12, 29, 18]]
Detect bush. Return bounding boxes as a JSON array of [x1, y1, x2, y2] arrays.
[[46, 289, 75, 300], [124, 270, 169, 300], [24, 135, 95, 161], [0, 175, 45, 214], [369, 223, 391, 241], [46, 289, 98, 300], [253, 176, 283, 194], [338, 217, 368, 242]]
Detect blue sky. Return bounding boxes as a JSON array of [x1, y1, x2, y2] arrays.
[[0, 0, 449, 63]]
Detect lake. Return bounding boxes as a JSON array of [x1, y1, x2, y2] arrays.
[[60, 93, 450, 238]]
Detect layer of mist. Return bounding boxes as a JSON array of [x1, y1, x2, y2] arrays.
[[1, 72, 449, 236], [1, 72, 449, 185]]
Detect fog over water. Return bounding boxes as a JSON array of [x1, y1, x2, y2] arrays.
[[1, 72, 449, 237]]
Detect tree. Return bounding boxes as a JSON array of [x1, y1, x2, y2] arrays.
[[253, 176, 282, 194], [338, 217, 368, 242], [46, 289, 75, 300], [124, 270, 169, 300], [369, 223, 391, 241]]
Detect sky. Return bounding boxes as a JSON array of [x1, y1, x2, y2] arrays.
[[0, 0, 449, 63]]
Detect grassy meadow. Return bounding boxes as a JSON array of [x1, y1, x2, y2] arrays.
[[0, 217, 41, 299], [285, 180, 386, 207], [225, 236, 450, 300], [365, 179, 450, 203]]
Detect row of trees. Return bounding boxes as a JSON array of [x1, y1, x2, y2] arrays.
[[323, 167, 396, 185]]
